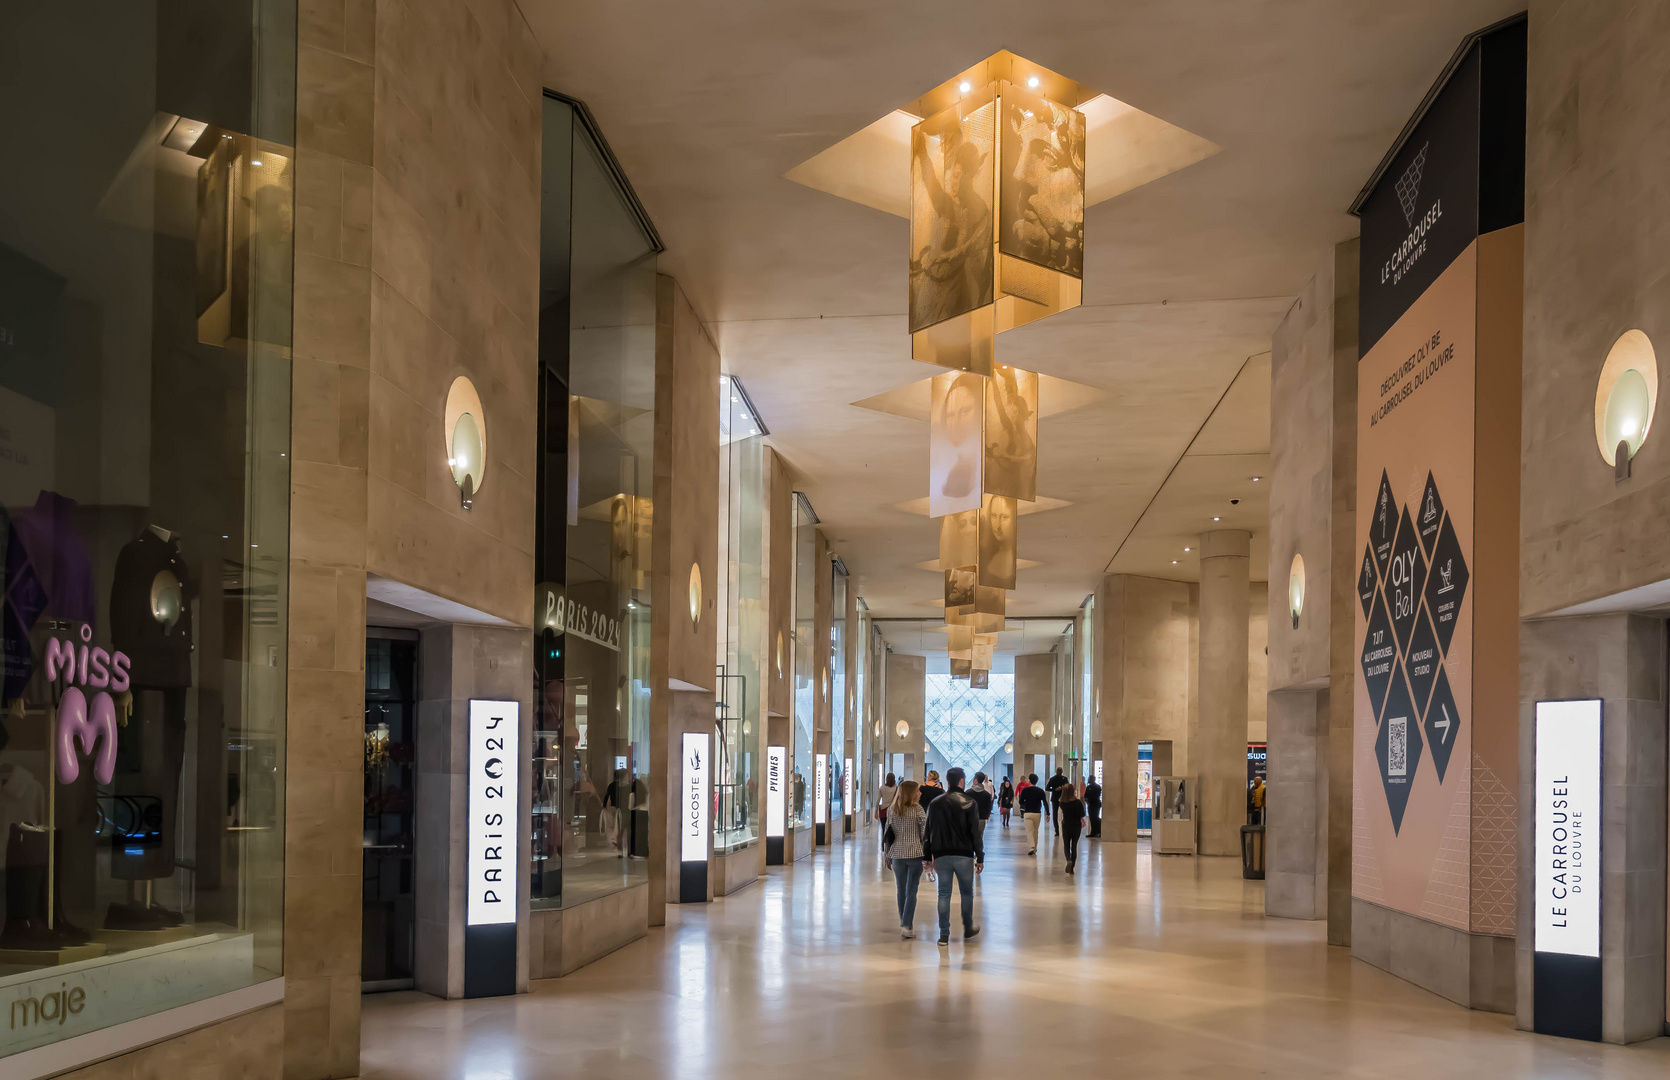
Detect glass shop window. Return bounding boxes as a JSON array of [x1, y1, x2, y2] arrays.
[[532, 94, 656, 910], [0, 0, 293, 1060]]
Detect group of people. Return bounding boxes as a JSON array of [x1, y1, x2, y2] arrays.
[[874, 765, 1106, 941], [875, 767, 985, 944]]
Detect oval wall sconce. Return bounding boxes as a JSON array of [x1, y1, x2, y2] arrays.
[[775, 631, 784, 678], [688, 563, 703, 628], [1004, 741, 1014, 755], [895, 720, 909, 738], [444, 376, 486, 509], [1288, 553, 1306, 629], [1030, 720, 1045, 739], [1595, 329, 1658, 480]]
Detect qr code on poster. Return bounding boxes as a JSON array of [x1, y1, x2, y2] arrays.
[[1387, 716, 1407, 778]]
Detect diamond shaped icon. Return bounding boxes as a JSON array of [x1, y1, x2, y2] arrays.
[[1360, 591, 1396, 720], [1404, 606, 1441, 716], [1415, 472, 1445, 556], [1423, 516, 1469, 656], [1423, 665, 1460, 783], [1369, 470, 1396, 579], [1357, 541, 1378, 619], [1375, 671, 1424, 834], [1387, 505, 1428, 656]]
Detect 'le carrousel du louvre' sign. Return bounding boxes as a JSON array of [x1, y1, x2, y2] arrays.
[[1350, 16, 1524, 946], [1532, 700, 1602, 1042], [465, 699, 518, 998]]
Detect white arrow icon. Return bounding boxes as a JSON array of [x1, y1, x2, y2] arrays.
[[1434, 704, 1452, 743]]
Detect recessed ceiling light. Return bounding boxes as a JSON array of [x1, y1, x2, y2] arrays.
[[1213, 516, 1220, 521], [958, 81, 971, 93], [1027, 76, 1040, 88], [1184, 547, 1190, 552], [1171, 560, 1177, 564], [251, 159, 263, 166], [1252, 476, 1262, 481]]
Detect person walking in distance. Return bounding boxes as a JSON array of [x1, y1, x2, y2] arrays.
[[882, 781, 928, 938], [918, 770, 944, 811], [1045, 767, 1068, 834], [923, 767, 983, 946], [877, 772, 898, 844], [1018, 772, 1047, 854], [997, 776, 1015, 828], [970, 771, 995, 831], [1058, 783, 1087, 874], [1082, 773, 1103, 839]]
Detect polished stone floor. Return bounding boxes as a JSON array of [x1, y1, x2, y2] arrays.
[[362, 821, 1670, 1078]]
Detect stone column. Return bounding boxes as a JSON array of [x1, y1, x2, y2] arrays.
[[1014, 653, 1054, 785], [1196, 530, 1251, 856], [885, 653, 925, 781], [1517, 614, 1667, 1043]]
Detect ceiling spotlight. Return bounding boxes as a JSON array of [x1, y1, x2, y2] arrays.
[[958, 81, 971, 93], [1171, 560, 1178, 564], [1184, 547, 1190, 552], [1027, 76, 1040, 88], [1251, 476, 1262, 482], [1213, 516, 1220, 522], [251, 159, 264, 166]]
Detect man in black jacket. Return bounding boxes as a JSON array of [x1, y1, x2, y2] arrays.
[[1017, 773, 1047, 854], [1045, 768, 1069, 833], [1083, 775, 1103, 838], [924, 767, 983, 946]]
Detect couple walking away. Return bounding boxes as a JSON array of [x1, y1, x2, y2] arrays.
[[882, 767, 983, 945]]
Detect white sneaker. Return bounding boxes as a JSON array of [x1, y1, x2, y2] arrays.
[[901, 927, 913, 939]]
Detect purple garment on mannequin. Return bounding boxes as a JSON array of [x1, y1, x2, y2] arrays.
[[3, 490, 97, 701]]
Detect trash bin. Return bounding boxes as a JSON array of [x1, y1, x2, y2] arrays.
[[1240, 824, 1265, 880]]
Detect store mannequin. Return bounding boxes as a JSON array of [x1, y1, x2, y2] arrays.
[[108, 524, 193, 929]]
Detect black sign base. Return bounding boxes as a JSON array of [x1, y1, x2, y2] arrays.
[[766, 836, 784, 865], [463, 923, 516, 998], [815, 822, 825, 845], [679, 859, 707, 903], [1534, 951, 1602, 1041]]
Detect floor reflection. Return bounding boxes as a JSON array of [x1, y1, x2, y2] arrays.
[[361, 821, 1670, 1079]]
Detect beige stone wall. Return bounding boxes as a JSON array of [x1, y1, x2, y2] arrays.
[[1247, 588, 1268, 743], [1326, 239, 1361, 944], [1267, 265, 1337, 691], [1096, 574, 1195, 840], [767, 450, 793, 718], [884, 653, 926, 781], [1522, 1, 1670, 616], [649, 274, 721, 920], [289, 0, 541, 1071], [53, 1005, 283, 1080]]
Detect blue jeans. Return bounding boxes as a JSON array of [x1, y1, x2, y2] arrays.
[[892, 857, 924, 928], [935, 855, 976, 936]]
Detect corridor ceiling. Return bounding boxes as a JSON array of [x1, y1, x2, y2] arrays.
[[525, 0, 1524, 619]]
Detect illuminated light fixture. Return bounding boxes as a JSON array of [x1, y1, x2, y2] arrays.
[[444, 376, 486, 509], [1005, 741, 1014, 754], [1213, 516, 1220, 521], [958, 81, 971, 93], [688, 563, 703, 628], [1288, 553, 1305, 629], [1184, 547, 1190, 552], [1027, 75, 1040, 88], [1251, 476, 1261, 482], [251, 159, 263, 166], [895, 720, 909, 738], [1171, 560, 1177, 564], [1030, 720, 1045, 738], [1595, 329, 1658, 480]]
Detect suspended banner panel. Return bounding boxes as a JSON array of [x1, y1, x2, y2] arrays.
[[929, 370, 986, 517], [984, 365, 1039, 501]]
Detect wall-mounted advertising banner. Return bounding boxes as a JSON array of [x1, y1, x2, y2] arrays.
[[465, 699, 519, 997], [1532, 699, 1602, 1041], [765, 745, 787, 865], [1350, 16, 1524, 947], [844, 757, 854, 820], [680, 732, 710, 903]]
